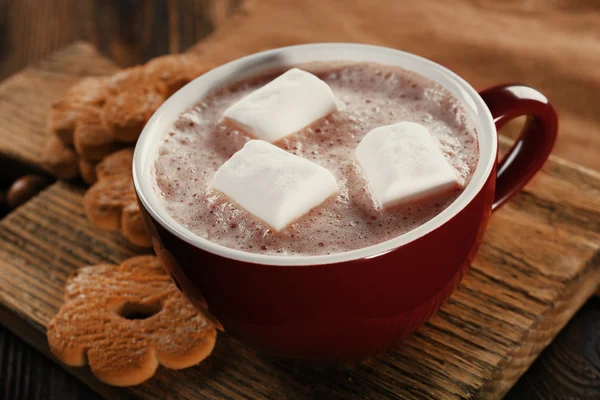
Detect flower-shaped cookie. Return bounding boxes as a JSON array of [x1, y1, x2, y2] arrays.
[[83, 148, 152, 247], [47, 255, 216, 387]]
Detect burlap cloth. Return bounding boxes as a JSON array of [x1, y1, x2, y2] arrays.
[[193, 0, 599, 171]]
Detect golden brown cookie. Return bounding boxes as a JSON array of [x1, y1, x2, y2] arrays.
[[74, 107, 122, 162], [121, 202, 152, 247], [84, 176, 137, 230], [79, 159, 97, 185], [40, 136, 80, 180], [95, 148, 134, 180], [84, 148, 151, 246], [47, 256, 216, 387], [48, 76, 108, 145], [144, 54, 214, 97], [65, 76, 108, 106], [104, 66, 146, 95], [48, 101, 98, 145], [102, 85, 167, 143]]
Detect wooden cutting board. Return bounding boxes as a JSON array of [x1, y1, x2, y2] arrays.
[[0, 41, 599, 400]]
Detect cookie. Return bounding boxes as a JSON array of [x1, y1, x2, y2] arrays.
[[122, 202, 152, 247], [65, 76, 108, 107], [79, 159, 97, 185], [95, 148, 134, 180], [48, 101, 98, 145], [83, 148, 152, 246], [144, 54, 213, 97], [84, 176, 137, 230], [47, 255, 217, 387], [40, 136, 80, 180], [74, 107, 122, 162], [48, 76, 108, 145], [102, 85, 167, 143], [104, 66, 146, 95]]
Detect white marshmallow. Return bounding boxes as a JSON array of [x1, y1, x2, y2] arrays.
[[212, 140, 339, 231], [222, 68, 339, 142], [355, 122, 460, 209]]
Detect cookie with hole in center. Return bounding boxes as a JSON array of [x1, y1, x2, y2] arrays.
[[47, 255, 217, 387]]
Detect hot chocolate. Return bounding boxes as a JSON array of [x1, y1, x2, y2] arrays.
[[153, 62, 479, 256]]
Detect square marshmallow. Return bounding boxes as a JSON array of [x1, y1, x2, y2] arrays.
[[212, 140, 339, 231], [222, 68, 339, 142], [355, 122, 460, 209]]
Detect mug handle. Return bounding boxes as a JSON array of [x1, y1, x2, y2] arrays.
[[479, 84, 558, 211]]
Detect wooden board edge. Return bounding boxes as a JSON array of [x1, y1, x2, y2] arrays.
[[0, 300, 123, 399], [484, 250, 600, 397], [0, 40, 119, 175], [0, 40, 111, 83], [29, 40, 119, 74]]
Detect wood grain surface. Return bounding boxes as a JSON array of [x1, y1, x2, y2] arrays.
[[0, 43, 598, 399], [506, 297, 600, 399], [0, 0, 240, 79], [0, 42, 117, 175], [0, 316, 99, 400]]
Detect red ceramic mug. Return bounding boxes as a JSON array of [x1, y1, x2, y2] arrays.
[[133, 43, 558, 360]]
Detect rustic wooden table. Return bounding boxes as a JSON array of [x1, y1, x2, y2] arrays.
[[0, 1, 599, 399]]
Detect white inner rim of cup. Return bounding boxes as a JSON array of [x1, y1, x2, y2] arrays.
[[133, 43, 497, 266]]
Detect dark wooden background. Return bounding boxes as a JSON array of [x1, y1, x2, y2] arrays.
[[0, 1, 599, 399], [0, 0, 241, 79]]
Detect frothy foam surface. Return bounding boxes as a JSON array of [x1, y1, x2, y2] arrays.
[[153, 62, 479, 256]]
